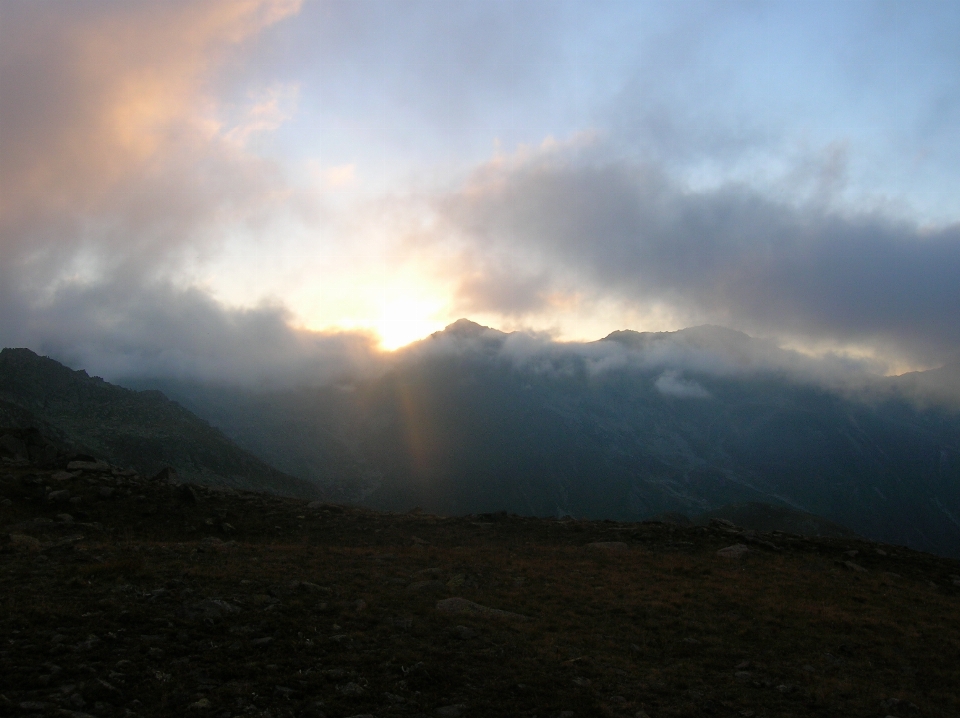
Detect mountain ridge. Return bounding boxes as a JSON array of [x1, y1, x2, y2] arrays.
[[121, 322, 960, 557], [0, 348, 323, 499]]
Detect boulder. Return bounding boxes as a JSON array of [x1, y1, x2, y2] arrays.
[[0, 433, 28, 461], [587, 541, 629, 551], [406, 580, 447, 594], [717, 544, 751, 559], [435, 597, 529, 621], [67, 460, 111, 472], [151, 467, 179, 484]]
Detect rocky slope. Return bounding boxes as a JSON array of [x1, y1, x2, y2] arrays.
[[0, 349, 322, 499], [2, 439, 959, 717]]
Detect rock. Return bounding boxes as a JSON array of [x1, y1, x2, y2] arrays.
[[843, 561, 868, 573], [415, 567, 444, 577], [251, 637, 273, 646], [392, 616, 414, 629], [738, 533, 781, 551], [185, 598, 241, 620], [436, 704, 466, 717], [18, 701, 50, 711], [51, 471, 75, 482], [97, 678, 120, 694], [407, 580, 447, 594], [9, 533, 42, 550], [710, 518, 740, 530], [436, 597, 530, 621], [151, 467, 179, 484], [47, 489, 70, 502], [295, 581, 330, 594], [307, 501, 343, 512], [452, 625, 475, 640], [337, 682, 364, 696], [179, 484, 199, 503], [717, 544, 751, 559], [98, 487, 115, 498], [200, 536, 237, 553], [587, 541, 629, 551], [188, 698, 211, 709], [0, 434, 29, 460], [76, 634, 100, 651], [446, 574, 466, 588], [66, 460, 111, 472]]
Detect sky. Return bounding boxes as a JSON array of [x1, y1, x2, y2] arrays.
[[3, 0, 960, 383]]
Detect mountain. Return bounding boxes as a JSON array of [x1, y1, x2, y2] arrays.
[[0, 348, 322, 498], [131, 321, 960, 558]]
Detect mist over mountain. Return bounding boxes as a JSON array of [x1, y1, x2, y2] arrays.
[[126, 320, 960, 558], [0, 348, 322, 499]]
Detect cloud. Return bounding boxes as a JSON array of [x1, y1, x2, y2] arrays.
[[0, 0, 320, 381], [399, 319, 882, 395], [223, 82, 300, 147], [654, 370, 710, 399], [1, 277, 383, 386], [0, 0, 301, 243], [428, 145, 960, 367]]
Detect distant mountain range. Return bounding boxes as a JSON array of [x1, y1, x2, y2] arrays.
[[0, 348, 322, 498], [123, 320, 960, 558]]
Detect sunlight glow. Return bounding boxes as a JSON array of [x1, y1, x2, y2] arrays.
[[376, 295, 447, 350]]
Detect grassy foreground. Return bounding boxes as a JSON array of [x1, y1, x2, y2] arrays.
[[2, 460, 959, 718]]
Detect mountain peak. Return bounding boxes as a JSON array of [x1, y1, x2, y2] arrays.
[[445, 318, 490, 333], [601, 324, 754, 348], [432, 318, 504, 340]]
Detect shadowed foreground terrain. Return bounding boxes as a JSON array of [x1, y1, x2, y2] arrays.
[[2, 447, 959, 718]]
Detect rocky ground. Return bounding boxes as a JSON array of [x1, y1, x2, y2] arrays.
[[2, 449, 959, 718]]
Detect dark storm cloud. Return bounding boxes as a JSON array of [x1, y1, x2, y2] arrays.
[[435, 154, 960, 365]]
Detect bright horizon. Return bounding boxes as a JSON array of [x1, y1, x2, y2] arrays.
[[4, 1, 960, 380]]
